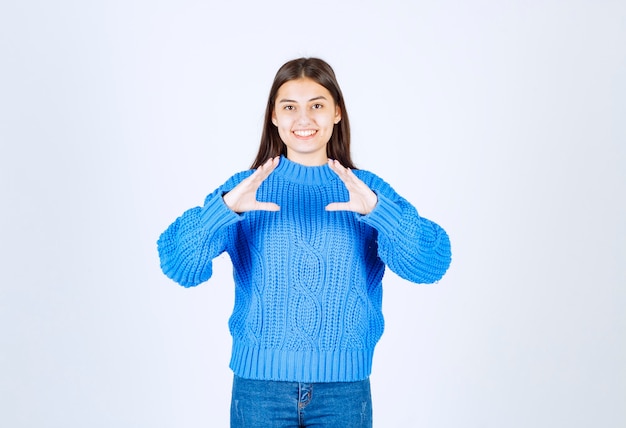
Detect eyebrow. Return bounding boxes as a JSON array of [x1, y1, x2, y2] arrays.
[[277, 96, 328, 103]]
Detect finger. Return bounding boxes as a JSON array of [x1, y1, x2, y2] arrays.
[[247, 157, 279, 187], [263, 156, 280, 170], [257, 156, 280, 179], [328, 159, 359, 185], [325, 202, 351, 212], [327, 158, 346, 175], [255, 202, 281, 212]]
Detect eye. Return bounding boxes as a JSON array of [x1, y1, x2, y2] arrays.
[[283, 105, 295, 111], [312, 103, 324, 109]]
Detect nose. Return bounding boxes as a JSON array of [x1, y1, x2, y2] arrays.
[[296, 109, 311, 125]]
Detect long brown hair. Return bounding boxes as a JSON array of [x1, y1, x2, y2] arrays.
[[251, 58, 355, 169]]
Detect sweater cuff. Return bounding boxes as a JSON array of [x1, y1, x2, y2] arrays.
[[358, 193, 405, 235], [199, 193, 242, 231]]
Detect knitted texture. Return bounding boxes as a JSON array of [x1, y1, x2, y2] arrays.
[[157, 156, 451, 382]]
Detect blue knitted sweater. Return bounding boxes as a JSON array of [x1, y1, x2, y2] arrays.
[[157, 156, 451, 382]]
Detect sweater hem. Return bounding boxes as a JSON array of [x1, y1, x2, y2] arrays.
[[229, 344, 373, 383]]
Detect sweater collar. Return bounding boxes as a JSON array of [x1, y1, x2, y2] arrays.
[[273, 156, 337, 185]]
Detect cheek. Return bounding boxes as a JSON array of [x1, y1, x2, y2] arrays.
[[276, 124, 291, 139], [323, 115, 337, 128], [274, 113, 290, 128]]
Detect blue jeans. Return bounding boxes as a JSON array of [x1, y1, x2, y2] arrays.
[[230, 375, 373, 427]]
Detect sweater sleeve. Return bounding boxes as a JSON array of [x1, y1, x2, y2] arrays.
[[157, 173, 249, 287], [356, 173, 451, 284]]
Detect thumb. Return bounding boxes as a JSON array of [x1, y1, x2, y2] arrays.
[[325, 202, 351, 212], [255, 202, 281, 212]]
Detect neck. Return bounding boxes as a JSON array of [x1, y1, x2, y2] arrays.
[[274, 156, 336, 185], [286, 152, 328, 166]]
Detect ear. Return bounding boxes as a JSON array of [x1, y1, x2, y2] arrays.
[[334, 106, 342, 124], [272, 111, 278, 126]]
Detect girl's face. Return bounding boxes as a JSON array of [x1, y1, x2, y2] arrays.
[[272, 78, 341, 166]]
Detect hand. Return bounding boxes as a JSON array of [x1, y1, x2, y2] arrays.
[[223, 157, 281, 213], [326, 159, 378, 214]]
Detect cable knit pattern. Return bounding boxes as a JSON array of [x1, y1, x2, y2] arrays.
[[157, 156, 451, 382]]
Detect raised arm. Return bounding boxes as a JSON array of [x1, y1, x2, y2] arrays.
[[157, 186, 242, 287], [157, 158, 281, 287], [361, 188, 451, 284], [328, 163, 451, 284]]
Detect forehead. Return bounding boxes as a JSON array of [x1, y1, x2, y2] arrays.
[[276, 78, 333, 101]]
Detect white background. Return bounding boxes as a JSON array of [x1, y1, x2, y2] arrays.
[[1, 1, 624, 427]]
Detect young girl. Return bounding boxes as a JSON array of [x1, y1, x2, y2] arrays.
[[157, 57, 451, 427]]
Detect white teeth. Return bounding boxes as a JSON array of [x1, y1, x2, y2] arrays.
[[294, 130, 316, 137]]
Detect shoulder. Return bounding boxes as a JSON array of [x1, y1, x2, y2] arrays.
[[222, 169, 254, 190], [201, 169, 254, 205], [353, 168, 396, 195]]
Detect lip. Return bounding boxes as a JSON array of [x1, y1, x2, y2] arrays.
[[292, 129, 318, 139]]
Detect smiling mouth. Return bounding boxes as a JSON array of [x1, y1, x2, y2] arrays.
[[293, 130, 317, 137]]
